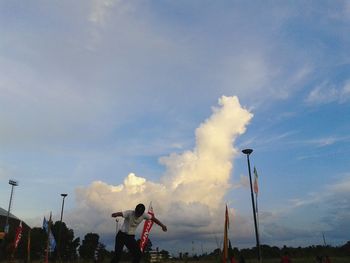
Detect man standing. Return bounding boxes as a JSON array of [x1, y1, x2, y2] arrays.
[[111, 203, 167, 263]]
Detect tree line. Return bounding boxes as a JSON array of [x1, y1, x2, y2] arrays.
[[197, 241, 350, 260], [0, 221, 110, 261], [1, 220, 349, 261], [0, 220, 159, 262]]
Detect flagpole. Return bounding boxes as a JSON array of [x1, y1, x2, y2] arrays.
[[242, 149, 261, 263], [222, 205, 229, 263], [27, 229, 31, 263], [58, 193, 68, 263], [255, 193, 259, 232], [45, 223, 50, 263]]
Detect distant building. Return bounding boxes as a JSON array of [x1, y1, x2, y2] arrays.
[[149, 250, 166, 263], [0, 206, 30, 240]]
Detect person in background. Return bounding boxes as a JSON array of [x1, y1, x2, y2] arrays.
[[230, 255, 238, 263], [280, 251, 291, 263], [323, 255, 332, 263]]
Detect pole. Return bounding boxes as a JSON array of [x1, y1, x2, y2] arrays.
[[58, 194, 67, 262], [5, 180, 18, 233], [242, 149, 261, 262], [116, 219, 119, 235], [322, 232, 327, 246], [27, 229, 31, 263]]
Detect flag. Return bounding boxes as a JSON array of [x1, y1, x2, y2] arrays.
[[43, 216, 56, 252], [14, 221, 23, 249], [253, 166, 259, 194], [139, 202, 154, 252], [222, 205, 229, 263]]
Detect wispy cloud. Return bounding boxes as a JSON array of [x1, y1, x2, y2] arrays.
[[259, 174, 350, 245], [89, 0, 117, 25], [296, 135, 350, 150], [305, 80, 350, 105]]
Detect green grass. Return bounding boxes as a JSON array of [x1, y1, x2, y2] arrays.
[[4, 257, 349, 263], [168, 258, 350, 263]]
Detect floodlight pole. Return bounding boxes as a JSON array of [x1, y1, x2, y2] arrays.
[[5, 180, 18, 233], [58, 193, 67, 262], [242, 149, 261, 262]]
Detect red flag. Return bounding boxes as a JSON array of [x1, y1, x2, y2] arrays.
[[222, 205, 229, 263], [14, 221, 22, 249], [139, 202, 154, 252], [253, 167, 259, 194]]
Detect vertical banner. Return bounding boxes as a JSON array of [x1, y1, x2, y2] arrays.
[[139, 202, 154, 252], [43, 213, 56, 263], [253, 167, 260, 230], [253, 167, 259, 195], [11, 221, 23, 259], [44, 216, 50, 263], [222, 205, 229, 263], [14, 221, 23, 249]]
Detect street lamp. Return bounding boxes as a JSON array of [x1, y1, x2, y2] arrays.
[[58, 193, 68, 261], [4, 180, 18, 233], [242, 149, 261, 262]]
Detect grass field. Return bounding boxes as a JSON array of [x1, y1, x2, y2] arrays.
[[0, 257, 350, 263], [168, 258, 350, 263]]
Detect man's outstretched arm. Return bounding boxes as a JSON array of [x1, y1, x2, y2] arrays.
[[111, 212, 123, 217], [151, 217, 167, 232]]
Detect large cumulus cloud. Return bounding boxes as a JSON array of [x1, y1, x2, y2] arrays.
[[67, 96, 253, 250]]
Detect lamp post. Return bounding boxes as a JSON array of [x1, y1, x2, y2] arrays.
[[58, 193, 67, 261], [242, 149, 261, 262], [4, 179, 18, 233]]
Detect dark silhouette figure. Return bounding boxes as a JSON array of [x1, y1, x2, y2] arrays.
[[110, 203, 167, 263]]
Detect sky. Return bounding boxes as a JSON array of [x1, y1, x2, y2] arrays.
[[1, 0, 350, 255]]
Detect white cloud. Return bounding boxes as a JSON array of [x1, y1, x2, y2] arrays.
[[231, 174, 249, 189], [329, 176, 350, 194], [89, 0, 117, 25], [67, 96, 253, 248]]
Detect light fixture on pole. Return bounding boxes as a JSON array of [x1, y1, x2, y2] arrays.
[[4, 179, 18, 234], [58, 193, 68, 261], [242, 149, 261, 262]]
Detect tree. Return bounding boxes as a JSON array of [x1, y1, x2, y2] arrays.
[[160, 249, 170, 260], [29, 227, 47, 260], [51, 221, 80, 260], [79, 233, 99, 260]]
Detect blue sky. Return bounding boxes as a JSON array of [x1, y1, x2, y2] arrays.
[[0, 0, 350, 254]]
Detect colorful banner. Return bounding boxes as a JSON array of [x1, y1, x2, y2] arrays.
[[14, 221, 22, 249], [139, 202, 154, 252]]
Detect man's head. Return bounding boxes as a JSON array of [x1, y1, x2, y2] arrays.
[[135, 203, 145, 217]]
